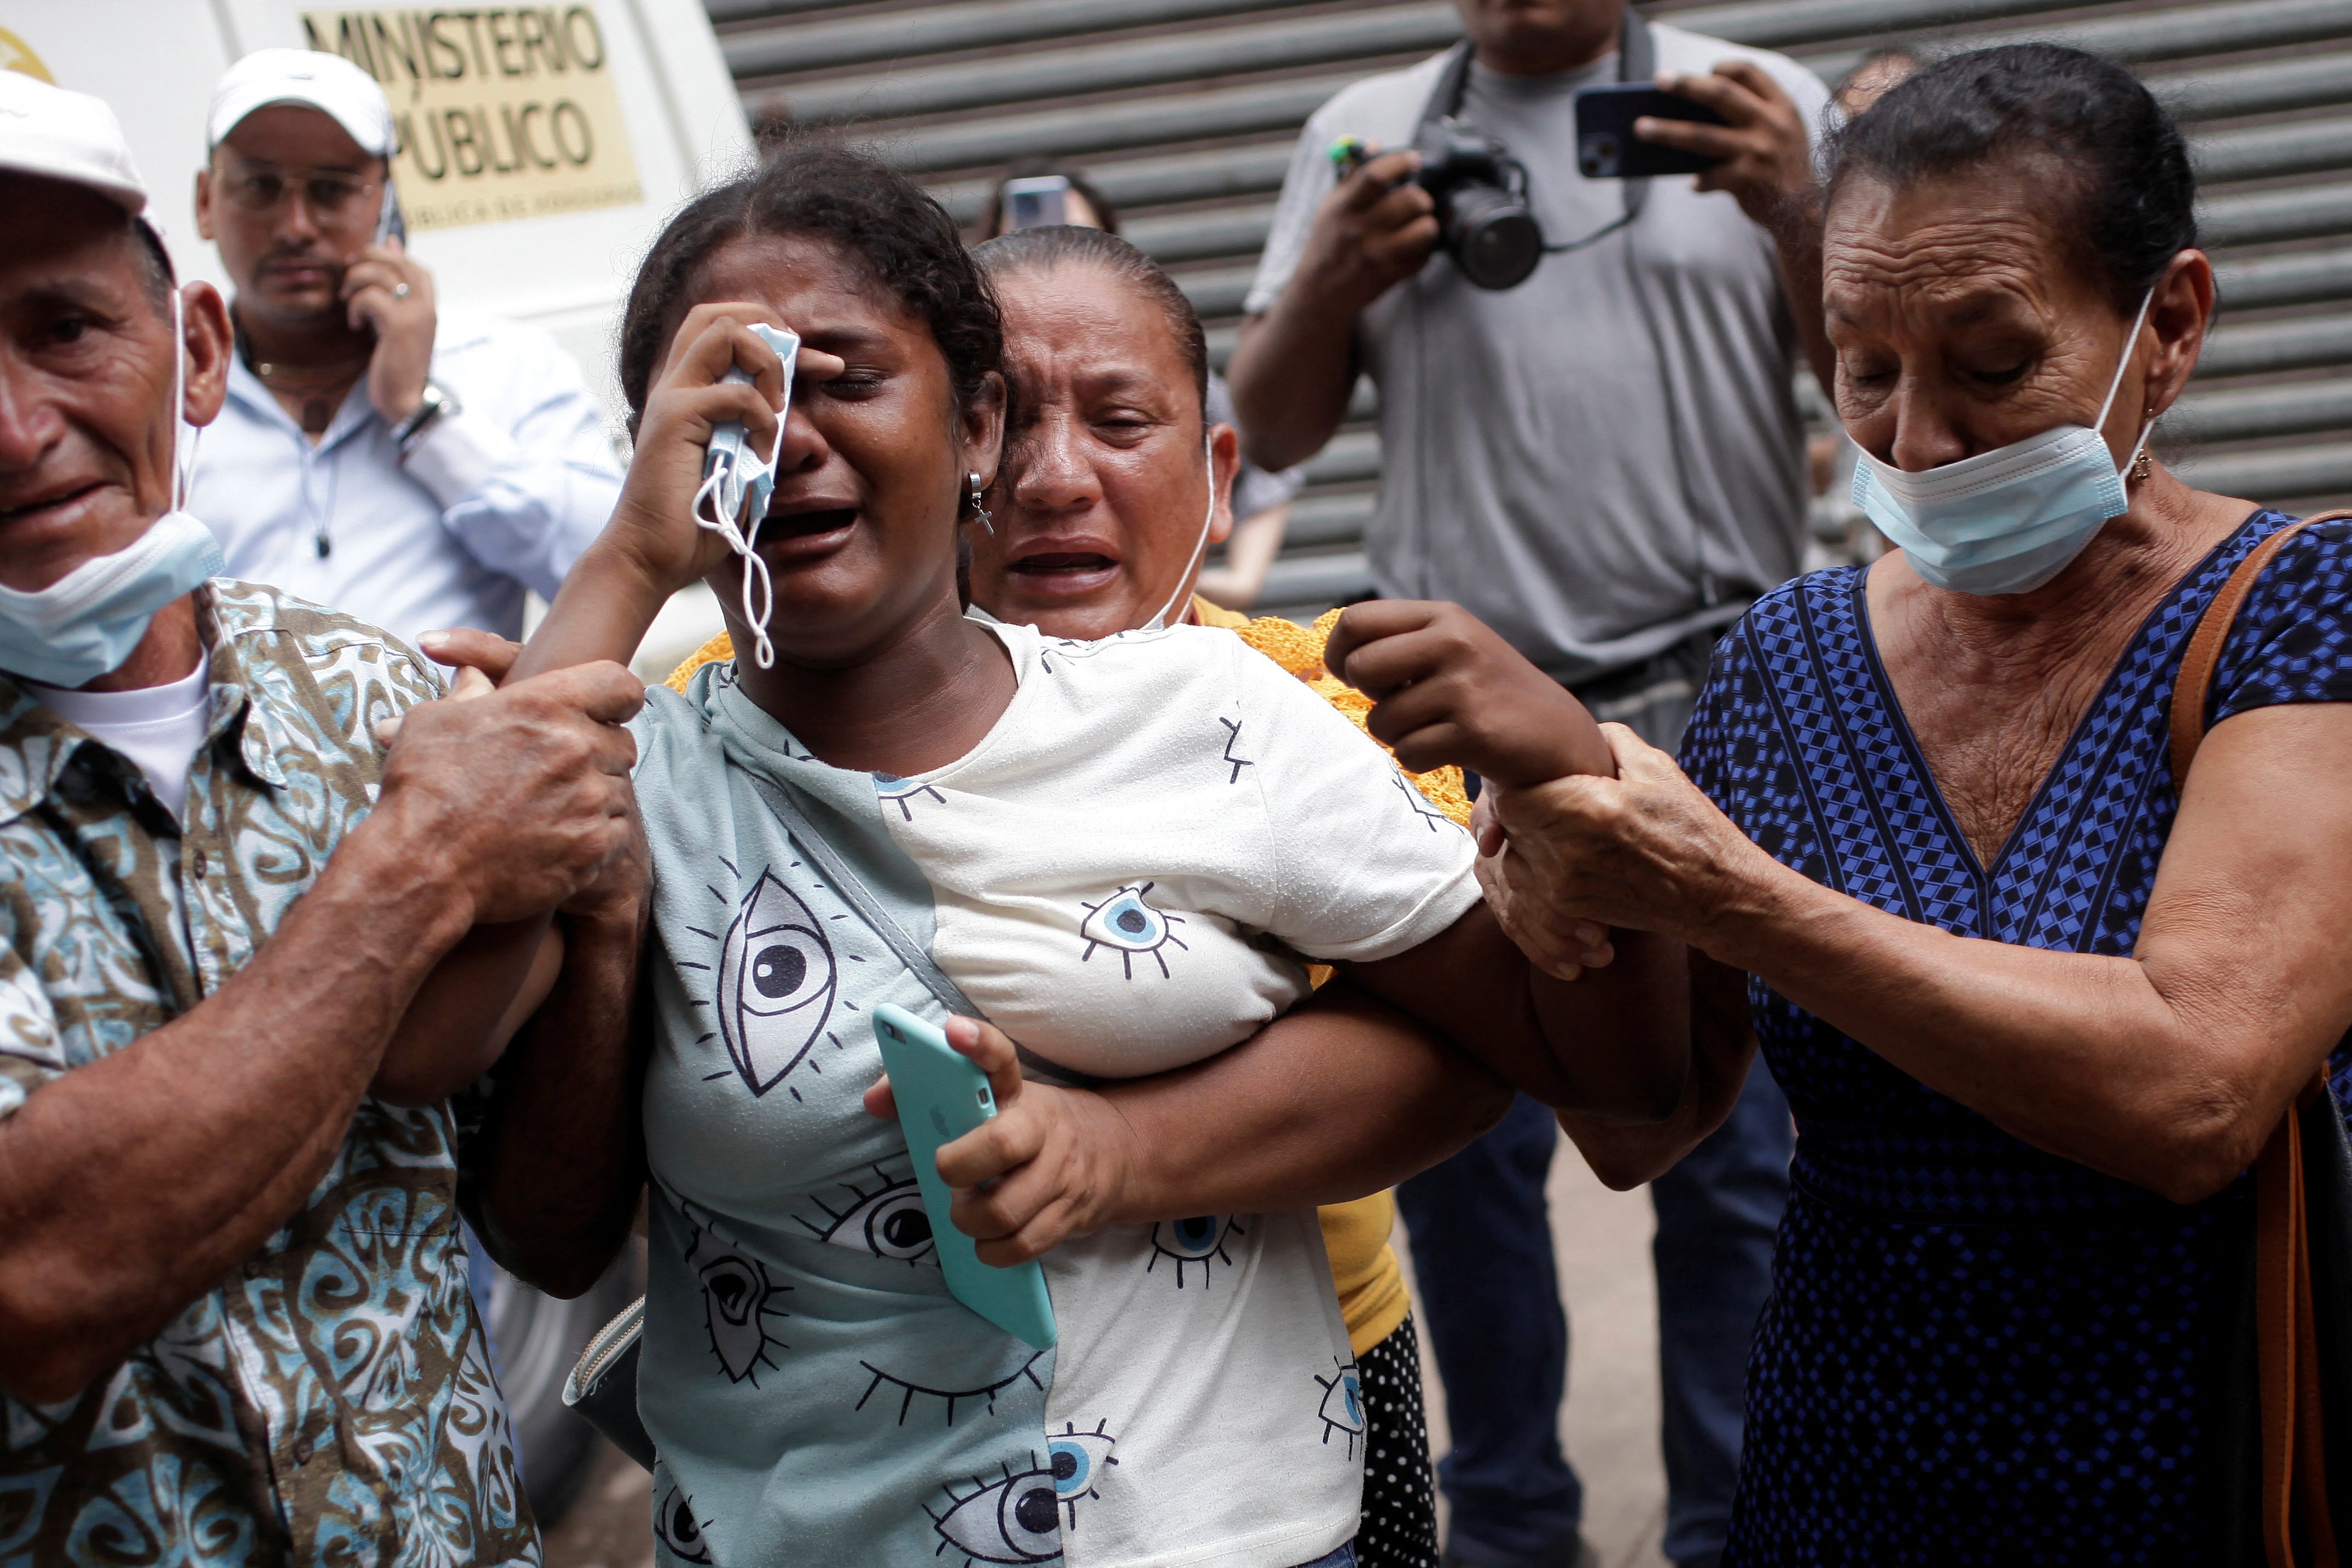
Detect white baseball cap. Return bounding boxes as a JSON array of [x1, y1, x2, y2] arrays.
[[0, 70, 149, 213], [207, 48, 395, 159]]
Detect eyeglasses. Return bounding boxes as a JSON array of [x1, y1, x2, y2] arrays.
[[217, 164, 380, 221]]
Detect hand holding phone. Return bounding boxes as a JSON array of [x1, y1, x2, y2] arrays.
[[1574, 63, 1818, 234], [1622, 62, 1819, 227], [338, 206, 435, 427], [871, 1005, 1058, 1350], [1574, 82, 1729, 178]]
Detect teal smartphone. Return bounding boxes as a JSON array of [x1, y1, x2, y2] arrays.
[[871, 1004, 1057, 1349]]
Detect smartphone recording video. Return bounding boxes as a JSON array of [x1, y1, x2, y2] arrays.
[[1002, 174, 1071, 230], [1573, 83, 1728, 179]]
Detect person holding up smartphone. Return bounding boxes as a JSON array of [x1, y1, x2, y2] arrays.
[[1229, 7, 1831, 1568], [186, 49, 623, 654]]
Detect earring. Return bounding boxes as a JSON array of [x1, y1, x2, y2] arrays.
[[966, 470, 993, 536], [2133, 406, 2157, 483]]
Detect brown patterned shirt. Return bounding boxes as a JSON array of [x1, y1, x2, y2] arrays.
[[0, 581, 538, 1568]]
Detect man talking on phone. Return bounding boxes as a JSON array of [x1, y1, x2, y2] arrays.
[[1230, 5, 1830, 1567], [189, 49, 622, 652]]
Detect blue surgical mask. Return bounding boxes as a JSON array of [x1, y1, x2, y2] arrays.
[[0, 290, 220, 689], [1852, 288, 2157, 596], [0, 509, 223, 689]]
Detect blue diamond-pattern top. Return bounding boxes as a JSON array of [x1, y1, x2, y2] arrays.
[[1679, 511, 2352, 1564]]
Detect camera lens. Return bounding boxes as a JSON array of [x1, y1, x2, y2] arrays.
[[1446, 184, 1543, 290]]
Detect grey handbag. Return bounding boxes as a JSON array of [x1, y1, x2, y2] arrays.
[[558, 771, 986, 1472]]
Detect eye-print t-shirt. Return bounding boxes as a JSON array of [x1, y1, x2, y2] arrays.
[[626, 618, 1476, 1568], [879, 616, 1478, 1078], [630, 673, 1059, 1568]]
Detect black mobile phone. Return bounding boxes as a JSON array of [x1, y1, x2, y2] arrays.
[[1573, 83, 1727, 178], [1002, 174, 1070, 231], [374, 181, 407, 247]]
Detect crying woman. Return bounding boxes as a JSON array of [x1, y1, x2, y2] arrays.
[[461, 143, 1681, 1568]]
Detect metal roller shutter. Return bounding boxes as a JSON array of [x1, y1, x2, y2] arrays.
[[706, 0, 2352, 618]]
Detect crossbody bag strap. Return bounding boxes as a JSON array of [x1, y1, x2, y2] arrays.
[[2168, 514, 2348, 776], [2170, 510, 2351, 1568], [737, 770, 983, 1020]]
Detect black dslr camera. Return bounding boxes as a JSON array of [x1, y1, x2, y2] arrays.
[[1412, 117, 1544, 291]]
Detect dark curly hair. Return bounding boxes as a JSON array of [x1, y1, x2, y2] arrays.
[[616, 139, 1003, 436], [970, 225, 1207, 415], [1826, 44, 2196, 316]]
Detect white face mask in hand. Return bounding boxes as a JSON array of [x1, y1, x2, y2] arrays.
[[1139, 433, 1220, 633], [693, 322, 800, 669], [1852, 286, 2158, 597], [0, 289, 222, 689]]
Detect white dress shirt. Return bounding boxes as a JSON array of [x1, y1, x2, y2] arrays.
[[190, 311, 624, 650]]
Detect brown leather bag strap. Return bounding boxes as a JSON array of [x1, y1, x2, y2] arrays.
[[2264, 1083, 2343, 1568], [2167, 514, 2345, 780], [2294, 1131, 2341, 1564], [2257, 1098, 2309, 1566], [2170, 512, 2352, 1568]]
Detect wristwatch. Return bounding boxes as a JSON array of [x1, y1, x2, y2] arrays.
[[392, 380, 459, 456]]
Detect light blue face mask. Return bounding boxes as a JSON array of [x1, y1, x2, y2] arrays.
[[0, 509, 223, 689], [692, 322, 801, 671], [1852, 288, 2157, 596], [0, 288, 222, 690]]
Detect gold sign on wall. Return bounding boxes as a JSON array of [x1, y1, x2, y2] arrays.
[[299, 5, 643, 231]]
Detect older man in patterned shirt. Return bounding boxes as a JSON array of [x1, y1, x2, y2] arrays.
[[0, 76, 642, 1567]]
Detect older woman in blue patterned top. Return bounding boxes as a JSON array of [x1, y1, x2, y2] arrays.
[[1329, 43, 2352, 1565]]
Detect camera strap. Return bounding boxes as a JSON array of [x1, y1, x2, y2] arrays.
[[1416, 3, 1657, 255], [1614, 4, 1658, 227]]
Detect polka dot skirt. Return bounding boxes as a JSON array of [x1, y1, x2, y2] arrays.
[[1353, 1313, 1439, 1568]]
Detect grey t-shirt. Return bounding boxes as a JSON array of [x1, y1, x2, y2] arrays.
[[1247, 28, 1832, 683]]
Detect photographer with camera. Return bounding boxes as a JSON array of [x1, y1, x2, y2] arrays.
[[1229, 4, 1829, 1566]]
